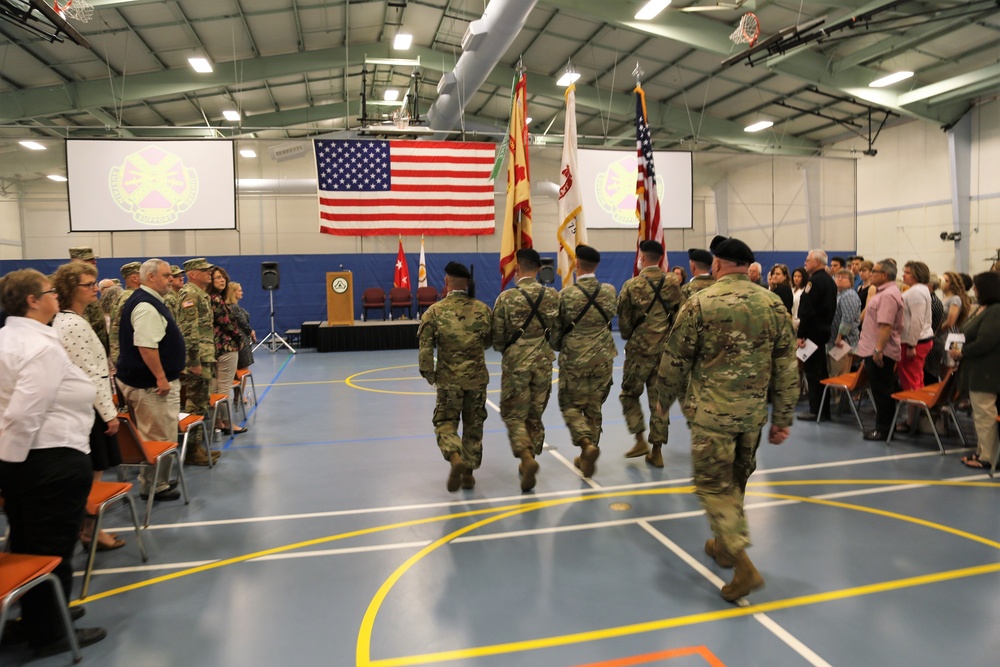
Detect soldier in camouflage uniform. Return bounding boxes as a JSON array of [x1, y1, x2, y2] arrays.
[[164, 265, 185, 319], [418, 262, 492, 492], [681, 247, 715, 302], [656, 235, 797, 602], [551, 244, 617, 479], [108, 262, 142, 367], [176, 257, 220, 466], [617, 240, 681, 468], [492, 248, 559, 492], [69, 246, 110, 354]]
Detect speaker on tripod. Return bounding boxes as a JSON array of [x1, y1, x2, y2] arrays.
[[254, 261, 295, 354]]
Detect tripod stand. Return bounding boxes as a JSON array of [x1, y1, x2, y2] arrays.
[[254, 289, 296, 354]]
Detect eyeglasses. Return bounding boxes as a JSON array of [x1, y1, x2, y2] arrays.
[[39, 288, 57, 295], [78, 281, 98, 289], [871, 269, 885, 274]]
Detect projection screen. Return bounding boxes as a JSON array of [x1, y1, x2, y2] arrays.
[[66, 139, 236, 232]]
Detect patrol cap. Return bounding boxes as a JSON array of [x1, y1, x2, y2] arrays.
[[445, 261, 471, 279], [183, 257, 212, 272], [69, 246, 96, 260], [516, 248, 541, 267], [576, 244, 600, 264], [639, 240, 663, 257], [170, 264, 184, 276], [688, 248, 713, 266], [709, 235, 754, 265], [120, 261, 141, 278]]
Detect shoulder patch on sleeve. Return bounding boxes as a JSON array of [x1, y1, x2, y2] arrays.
[[182, 300, 195, 308]]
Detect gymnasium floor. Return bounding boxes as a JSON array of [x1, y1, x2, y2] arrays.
[[4, 337, 999, 666]]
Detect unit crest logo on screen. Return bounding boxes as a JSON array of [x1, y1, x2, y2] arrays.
[[109, 146, 199, 226], [594, 154, 665, 226]]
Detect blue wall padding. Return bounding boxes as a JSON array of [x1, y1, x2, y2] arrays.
[[0, 250, 850, 335]]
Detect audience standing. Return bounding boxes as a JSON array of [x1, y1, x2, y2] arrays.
[[828, 269, 862, 379], [682, 248, 715, 301], [796, 250, 837, 421], [895, 261, 934, 433], [791, 267, 807, 332], [859, 260, 904, 441], [768, 263, 794, 313], [228, 281, 256, 371], [207, 266, 244, 434]]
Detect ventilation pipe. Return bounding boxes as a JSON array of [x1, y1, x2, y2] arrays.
[[426, 0, 538, 135]]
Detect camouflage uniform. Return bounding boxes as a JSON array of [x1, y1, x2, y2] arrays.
[[418, 290, 492, 469], [108, 288, 134, 366], [164, 290, 181, 320], [656, 273, 797, 555], [176, 281, 216, 453], [551, 276, 618, 448], [492, 277, 560, 458], [681, 274, 715, 302], [617, 266, 681, 444], [84, 301, 109, 355]]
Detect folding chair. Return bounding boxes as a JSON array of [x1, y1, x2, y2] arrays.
[[79, 481, 148, 599], [232, 368, 257, 421], [178, 413, 212, 467], [209, 393, 234, 440], [816, 364, 875, 432], [886, 369, 968, 453], [0, 554, 80, 660], [116, 415, 189, 527]]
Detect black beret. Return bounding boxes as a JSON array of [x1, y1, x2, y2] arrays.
[[516, 248, 541, 266], [445, 261, 471, 279], [639, 240, 664, 256], [576, 244, 600, 263], [710, 235, 754, 265], [688, 248, 713, 266]]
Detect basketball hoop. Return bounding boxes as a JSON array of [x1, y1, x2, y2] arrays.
[[729, 12, 760, 48], [392, 108, 410, 130], [54, 0, 94, 23]]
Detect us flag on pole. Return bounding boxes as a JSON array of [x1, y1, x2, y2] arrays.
[[633, 85, 664, 275], [315, 139, 496, 236]]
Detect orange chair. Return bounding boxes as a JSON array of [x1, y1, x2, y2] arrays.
[[233, 368, 257, 420], [816, 364, 873, 432], [362, 287, 386, 321], [116, 415, 189, 527], [79, 481, 148, 599], [886, 369, 968, 453], [416, 286, 438, 317], [209, 392, 235, 440], [178, 413, 212, 466], [389, 287, 413, 320], [0, 554, 80, 660]]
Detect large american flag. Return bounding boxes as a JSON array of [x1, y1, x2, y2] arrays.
[[315, 139, 496, 236], [633, 86, 664, 275]]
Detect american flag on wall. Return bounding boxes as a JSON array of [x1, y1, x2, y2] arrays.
[[315, 139, 496, 236]]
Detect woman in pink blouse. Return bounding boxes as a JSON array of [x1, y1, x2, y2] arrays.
[[51, 262, 125, 551]]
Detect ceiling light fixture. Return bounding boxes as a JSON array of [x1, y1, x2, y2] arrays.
[[239, 149, 257, 158], [384, 89, 399, 102], [47, 174, 68, 182], [635, 0, 672, 20], [556, 71, 581, 87], [223, 110, 241, 121], [869, 71, 914, 88], [744, 120, 774, 133], [393, 33, 412, 50], [526, 117, 533, 125], [19, 141, 46, 150], [188, 57, 213, 73]]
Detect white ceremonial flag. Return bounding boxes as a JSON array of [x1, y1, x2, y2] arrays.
[[418, 235, 427, 288], [557, 83, 587, 287]]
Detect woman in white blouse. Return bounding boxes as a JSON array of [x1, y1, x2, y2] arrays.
[[895, 260, 935, 433], [52, 262, 125, 551]]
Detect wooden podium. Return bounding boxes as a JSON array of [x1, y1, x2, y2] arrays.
[[326, 271, 354, 326]]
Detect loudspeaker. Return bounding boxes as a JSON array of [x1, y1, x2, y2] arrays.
[[261, 261, 280, 290]]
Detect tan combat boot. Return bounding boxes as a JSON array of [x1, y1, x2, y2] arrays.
[[186, 447, 220, 467], [574, 438, 600, 478], [446, 453, 466, 492], [518, 450, 540, 492], [460, 471, 476, 489], [645, 444, 664, 468], [721, 549, 765, 601], [704, 539, 735, 568], [624, 432, 650, 458]]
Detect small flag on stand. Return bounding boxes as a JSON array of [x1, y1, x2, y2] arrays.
[[394, 237, 411, 289], [418, 236, 427, 288], [557, 80, 586, 287], [499, 67, 533, 290], [633, 80, 664, 276]]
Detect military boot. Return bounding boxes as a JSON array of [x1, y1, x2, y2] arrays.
[[645, 444, 664, 468], [460, 471, 476, 489], [574, 439, 600, 478], [721, 549, 765, 601], [518, 450, 540, 492], [186, 447, 220, 467], [446, 453, 467, 492], [704, 538, 735, 568], [624, 432, 650, 458]]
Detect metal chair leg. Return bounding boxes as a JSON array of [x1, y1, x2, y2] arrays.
[[817, 386, 829, 423], [886, 403, 903, 444]]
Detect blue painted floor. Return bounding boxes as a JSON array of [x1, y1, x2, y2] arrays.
[[4, 337, 999, 667]]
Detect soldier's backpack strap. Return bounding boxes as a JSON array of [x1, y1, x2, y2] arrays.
[[635, 275, 677, 329], [503, 286, 549, 352], [564, 282, 611, 336]]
